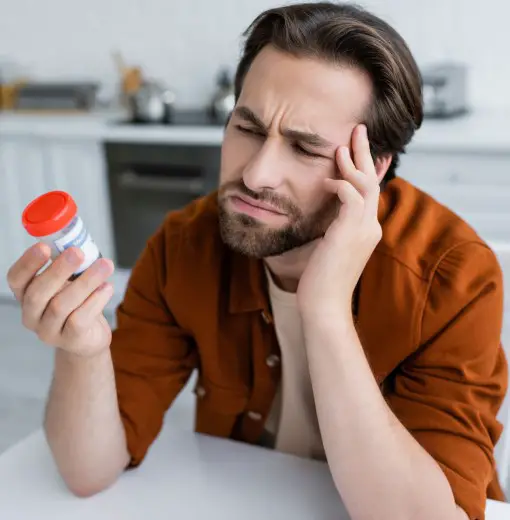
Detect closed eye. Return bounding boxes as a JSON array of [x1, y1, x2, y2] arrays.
[[235, 125, 323, 159], [292, 144, 322, 158], [235, 125, 265, 137]]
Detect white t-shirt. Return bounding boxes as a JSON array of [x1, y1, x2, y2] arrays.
[[264, 267, 325, 461]]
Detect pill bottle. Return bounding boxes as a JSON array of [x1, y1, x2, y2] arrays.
[[22, 191, 101, 278]]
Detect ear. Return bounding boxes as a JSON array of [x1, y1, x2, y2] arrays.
[[374, 154, 393, 184]]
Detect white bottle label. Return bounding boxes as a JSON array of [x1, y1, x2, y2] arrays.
[[53, 217, 100, 275]]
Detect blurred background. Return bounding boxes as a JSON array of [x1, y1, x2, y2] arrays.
[[1, 0, 509, 108], [0, 0, 509, 494]]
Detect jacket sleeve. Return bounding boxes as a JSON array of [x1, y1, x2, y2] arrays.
[[110, 222, 197, 467], [386, 241, 508, 520]]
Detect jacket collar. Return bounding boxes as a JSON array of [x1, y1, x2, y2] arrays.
[[229, 251, 268, 314]]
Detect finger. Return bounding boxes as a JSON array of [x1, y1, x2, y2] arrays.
[[324, 178, 364, 218], [325, 179, 381, 246], [336, 147, 372, 197], [38, 257, 114, 341], [352, 124, 377, 179], [364, 181, 381, 218], [63, 282, 114, 339], [21, 247, 84, 330], [328, 165, 380, 219], [7, 243, 51, 302], [326, 177, 380, 225], [336, 144, 357, 179]]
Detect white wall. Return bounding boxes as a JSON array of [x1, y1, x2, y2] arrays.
[[1, 0, 509, 108]]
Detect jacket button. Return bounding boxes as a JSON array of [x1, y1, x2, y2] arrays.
[[261, 310, 272, 324], [266, 354, 280, 368], [247, 411, 263, 421], [195, 386, 206, 398]]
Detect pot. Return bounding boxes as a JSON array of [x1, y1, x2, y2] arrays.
[[129, 80, 176, 124]]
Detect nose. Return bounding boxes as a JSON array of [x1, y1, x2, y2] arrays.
[[242, 138, 286, 192]]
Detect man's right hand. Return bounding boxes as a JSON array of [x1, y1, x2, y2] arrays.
[[7, 243, 115, 357]]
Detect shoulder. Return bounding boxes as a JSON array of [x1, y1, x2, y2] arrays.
[[375, 177, 499, 283], [361, 178, 503, 366], [376, 185, 505, 394]]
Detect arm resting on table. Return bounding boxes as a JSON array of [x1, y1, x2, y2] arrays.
[[304, 243, 507, 520], [45, 220, 196, 495], [45, 348, 130, 497]]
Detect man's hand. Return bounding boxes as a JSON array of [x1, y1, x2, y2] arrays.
[[297, 124, 382, 317], [8, 244, 131, 496], [7, 243, 115, 357]]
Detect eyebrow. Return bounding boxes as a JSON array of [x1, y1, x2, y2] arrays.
[[234, 105, 334, 150]]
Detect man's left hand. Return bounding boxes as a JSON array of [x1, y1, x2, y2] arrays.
[[297, 124, 383, 319]]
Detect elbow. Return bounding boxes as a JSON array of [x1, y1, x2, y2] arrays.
[[57, 451, 129, 499], [68, 484, 105, 499], [61, 452, 130, 498], [55, 453, 129, 498], [43, 425, 131, 499], [65, 474, 119, 498]]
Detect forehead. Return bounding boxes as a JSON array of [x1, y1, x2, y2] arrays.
[[238, 46, 373, 143]]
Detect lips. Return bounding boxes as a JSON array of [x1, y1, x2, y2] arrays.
[[231, 194, 284, 215]]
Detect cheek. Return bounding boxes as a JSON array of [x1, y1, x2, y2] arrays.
[[290, 163, 335, 212], [220, 128, 261, 183]]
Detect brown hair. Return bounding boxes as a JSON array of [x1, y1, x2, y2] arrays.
[[234, 2, 423, 181]]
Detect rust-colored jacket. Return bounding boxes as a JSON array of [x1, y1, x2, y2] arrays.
[[111, 178, 507, 520]]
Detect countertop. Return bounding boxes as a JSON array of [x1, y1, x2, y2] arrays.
[[0, 109, 225, 145], [0, 423, 508, 520], [0, 107, 509, 152]]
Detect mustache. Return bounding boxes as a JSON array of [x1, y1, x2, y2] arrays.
[[220, 181, 300, 216]]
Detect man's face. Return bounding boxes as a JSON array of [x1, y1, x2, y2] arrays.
[[218, 46, 373, 258]]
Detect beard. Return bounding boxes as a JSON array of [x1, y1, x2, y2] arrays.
[[217, 180, 339, 258]]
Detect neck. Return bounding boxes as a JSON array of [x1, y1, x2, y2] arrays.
[[264, 240, 320, 293]]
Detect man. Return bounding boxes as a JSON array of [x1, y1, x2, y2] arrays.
[[6, 3, 507, 520]]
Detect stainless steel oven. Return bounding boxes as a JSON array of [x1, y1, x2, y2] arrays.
[[105, 140, 221, 268]]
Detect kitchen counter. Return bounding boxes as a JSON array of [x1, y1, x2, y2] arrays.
[[0, 109, 225, 145], [0, 107, 509, 152], [0, 110, 118, 140]]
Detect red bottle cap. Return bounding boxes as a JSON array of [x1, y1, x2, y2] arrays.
[[22, 191, 78, 237]]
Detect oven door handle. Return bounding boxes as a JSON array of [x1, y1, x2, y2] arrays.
[[118, 170, 205, 195]]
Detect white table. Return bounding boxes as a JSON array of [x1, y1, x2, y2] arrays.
[[0, 426, 508, 520]]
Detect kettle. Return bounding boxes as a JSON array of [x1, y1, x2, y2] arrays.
[[129, 80, 176, 124], [209, 68, 236, 124]]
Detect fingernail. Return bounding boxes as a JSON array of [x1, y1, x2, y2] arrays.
[[341, 146, 350, 158]]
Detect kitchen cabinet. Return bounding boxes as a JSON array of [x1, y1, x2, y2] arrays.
[[0, 135, 114, 297], [494, 247, 510, 494], [0, 137, 47, 296], [496, 375, 510, 494], [44, 140, 114, 261], [398, 150, 510, 242]]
